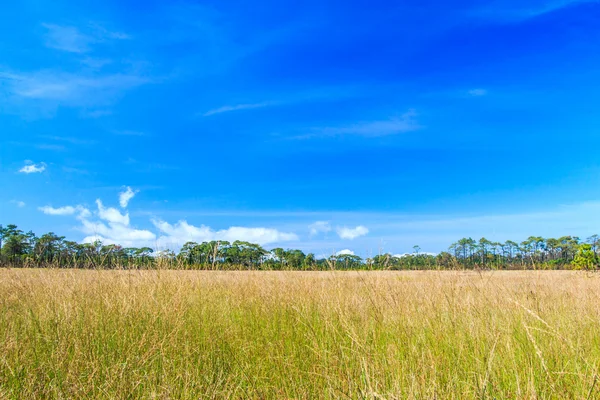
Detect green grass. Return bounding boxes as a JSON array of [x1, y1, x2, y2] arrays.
[[1, 269, 599, 398]]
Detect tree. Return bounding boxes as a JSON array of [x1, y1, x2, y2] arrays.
[[587, 235, 600, 254], [372, 253, 392, 269], [34, 232, 66, 263], [303, 253, 316, 270], [478, 237, 492, 266], [573, 244, 598, 270], [179, 242, 200, 264], [1, 225, 33, 259], [0, 224, 7, 250], [224, 241, 266, 268], [336, 254, 362, 269]]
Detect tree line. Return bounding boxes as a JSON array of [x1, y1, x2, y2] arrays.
[[0, 223, 598, 270]]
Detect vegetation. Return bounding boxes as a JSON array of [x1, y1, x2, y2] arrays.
[[1, 269, 600, 398], [1, 223, 599, 270]]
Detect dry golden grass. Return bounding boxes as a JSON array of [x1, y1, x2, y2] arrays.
[[1, 269, 599, 399]]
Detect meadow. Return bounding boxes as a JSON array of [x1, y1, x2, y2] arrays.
[[1, 269, 599, 399]]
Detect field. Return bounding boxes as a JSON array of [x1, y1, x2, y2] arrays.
[[1, 270, 599, 399]]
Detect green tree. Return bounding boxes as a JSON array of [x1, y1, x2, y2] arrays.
[[303, 253, 316, 270], [1, 225, 34, 259], [335, 254, 363, 269], [572, 244, 598, 270], [34, 232, 66, 263]]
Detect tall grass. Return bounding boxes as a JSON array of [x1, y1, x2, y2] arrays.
[[1, 269, 599, 398]]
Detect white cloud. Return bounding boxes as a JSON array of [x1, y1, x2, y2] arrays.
[[84, 109, 113, 118], [309, 220, 332, 236], [336, 225, 369, 240], [119, 186, 138, 208], [472, 0, 592, 21], [39, 205, 90, 217], [10, 200, 26, 208], [96, 200, 130, 225], [202, 102, 274, 117], [39, 205, 77, 216], [19, 162, 46, 174], [113, 130, 146, 136], [336, 249, 355, 256], [301, 110, 420, 139], [39, 190, 299, 249], [76, 198, 155, 247], [80, 219, 156, 247], [38, 135, 97, 145], [152, 219, 298, 248], [42, 23, 93, 53], [0, 71, 150, 103], [37, 144, 66, 151], [468, 88, 487, 96], [42, 23, 130, 54]]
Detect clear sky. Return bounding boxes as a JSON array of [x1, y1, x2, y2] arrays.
[[2, 0, 600, 257]]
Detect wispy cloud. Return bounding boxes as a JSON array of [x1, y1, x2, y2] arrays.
[[124, 157, 179, 172], [468, 88, 487, 96], [82, 109, 113, 118], [36, 143, 66, 151], [0, 71, 151, 102], [471, 0, 593, 21], [202, 102, 275, 117], [39, 135, 97, 145], [0, 22, 150, 114], [199, 85, 368, 118], [10, 200, 26, 208], [19, 161, 46, 174], [62, 166, 91, 175], [112, 130, 147, 136], [42, 24, 94, 53], [309, 221, 332, 236], [295, 110, 421, 139], [42, 23, 130, 53]]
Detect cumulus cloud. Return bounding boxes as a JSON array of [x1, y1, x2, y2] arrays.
[[39, 205, 77, 215], [152, 219, 299, 248], [96, 200, 129, 225], [10, 200, 26, 208], [80, 219, 156, 247], [119, 186, 138, 208], [39, 205, 91, 217], [336, 225, 369, 240], [37, 189, 300, 249], [76, 199, 154, 247], [19, 162, 46, 174], [336, 249, 355, 256], [309, 221, 332, 236]]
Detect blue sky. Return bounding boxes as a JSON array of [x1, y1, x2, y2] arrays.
[[2, 0, 600, 257]]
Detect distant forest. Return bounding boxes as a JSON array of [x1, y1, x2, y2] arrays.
[[1, 224, 598, 270]]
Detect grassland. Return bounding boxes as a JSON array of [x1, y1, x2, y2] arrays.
[[1, 269, 599, 399]]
